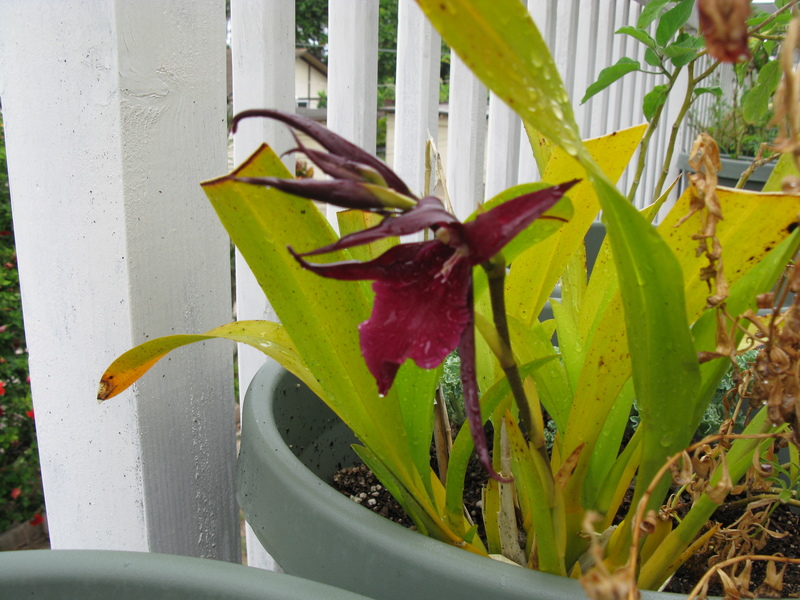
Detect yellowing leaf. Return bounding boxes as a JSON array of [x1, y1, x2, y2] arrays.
[[506, 124, 647, 325], [658, 186, 800, 319], [98, 321, 321, 401]]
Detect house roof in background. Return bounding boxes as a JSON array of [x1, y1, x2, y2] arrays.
[[295, 49, 328, 77]]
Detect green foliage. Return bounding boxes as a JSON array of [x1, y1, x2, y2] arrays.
[[295, 0, 400, 86], [581, 58, 641, 104], [295, 0, 328, 62], [741, 58, 782, 125], [439, 352, 465, 428], [0, 117, 41, 532], [701, 348, 759, 436], [377, 0, 399, 85], [692, 99, 779, 158], [584, 1, 706, 107], [419, 0, 800, 588]]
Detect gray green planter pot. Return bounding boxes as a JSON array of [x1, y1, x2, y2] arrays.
[[237, 361, 669, 600], [0, 549, 371, 599]]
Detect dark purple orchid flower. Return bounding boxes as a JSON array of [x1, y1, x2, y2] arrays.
[[290, 183, 576, 481], [229, 109, 577, 481]]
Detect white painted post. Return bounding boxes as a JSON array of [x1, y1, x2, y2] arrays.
[[445, 53, 488, 219], [554, 0, 580, 105], [327, 0, 379, 225], [611, 1, 632, 133], [485, 94, 521, 200], [394, 0, 441, 197], [329, 0, 379, 153], [230, 0, 295, 571], [618, 4, 639, 134], [590, 0, 620, 140], [575, 0, 602, 136], [0, 0, 238, 560], [516, 0, 552, 184]]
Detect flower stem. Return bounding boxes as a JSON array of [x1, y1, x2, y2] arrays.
[[627, 67, 682, 203], [482, 255, 536, 439]]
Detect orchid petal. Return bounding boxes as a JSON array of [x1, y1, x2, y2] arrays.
[[285, 130, 389, 187], [458, 285, 511, 483], [361, 248, 471, 394], [292, 242, 472, 394], [298, 196, 460, 258], [230, 109, 411, 196], [233, 176, 401, 211], [288, 242, 435, 280], [464, 180, 578, 265]]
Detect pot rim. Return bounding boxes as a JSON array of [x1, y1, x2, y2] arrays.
[[0, 549, 372, 599], [238, 360, 678, 600]]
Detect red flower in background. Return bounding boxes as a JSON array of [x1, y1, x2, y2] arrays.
[[26, 409, 34, 419], [29, 514, 44, 526], [10, 487, 21, 500], [0, 381, 6, 396]]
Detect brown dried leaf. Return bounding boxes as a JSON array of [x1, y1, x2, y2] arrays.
[[697, 0, 751, 63], [670, 451, 695, 486], [706, 453, 733, 504]]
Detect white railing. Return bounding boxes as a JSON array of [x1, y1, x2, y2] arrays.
[[0, 0, 691, 569]]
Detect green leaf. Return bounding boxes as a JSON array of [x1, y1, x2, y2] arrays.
[[443, 355, 558, 531], [336, 209, 396, 263], [662, 35, 704, 67], [394, 361, 441, 499], [693, 86, 723, 99], [582, 57, 641, 104], [659, 185, 800, 317], [550, 300, 582, 393], [763, 152, 800, 192], [505, 125, 647, 329], [643, 84, 669, 121], [616, 26, 657, 50], [742, 59, 781, 125], [583, 379, 636, 508], [655, 0, 694, 47], [506, 316, 572, 428], [638, 0, 672, 29], [503, 413, 566, 576], [587, 170, 701, 513], [747, 11, 772, 28], [644, 48, 662, 67]]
